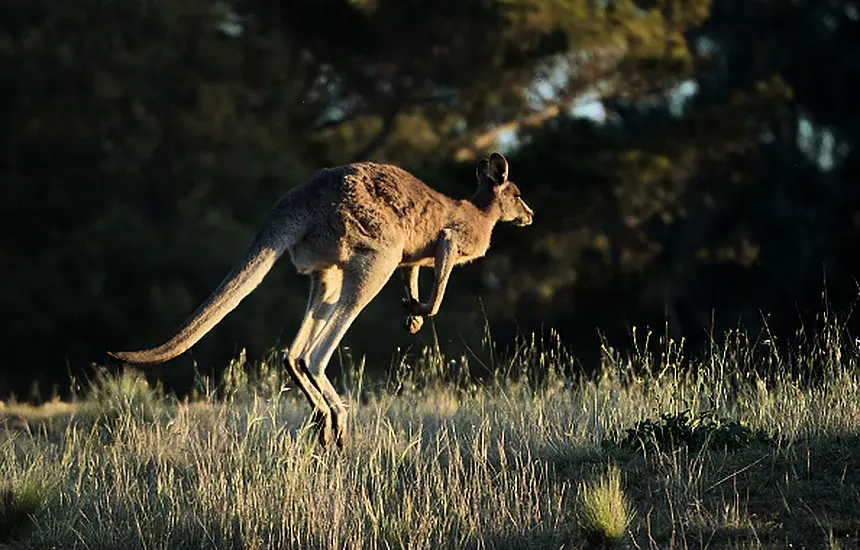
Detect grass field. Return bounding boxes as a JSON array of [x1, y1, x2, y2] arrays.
[[1, 317, 859, 549]]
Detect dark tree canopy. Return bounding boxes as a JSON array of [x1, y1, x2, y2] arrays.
[[2, 0, 859, 399]]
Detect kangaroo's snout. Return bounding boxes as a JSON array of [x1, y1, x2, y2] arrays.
[[515, 202, 534, 226], [514, 213, 533, 227]]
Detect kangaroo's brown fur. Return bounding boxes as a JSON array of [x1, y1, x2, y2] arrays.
[[108, 152, 533, 447]]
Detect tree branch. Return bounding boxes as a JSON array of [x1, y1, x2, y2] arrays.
[[349, 93, 410, 162], [452, 51, 626, 160], [453, 99, 575, 161], [313, 106, 367, 132]]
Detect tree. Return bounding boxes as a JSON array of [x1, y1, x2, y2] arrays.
[[466, 0, 860, 357], [0, 0, 315, 396], [238, 0, 712, 166]]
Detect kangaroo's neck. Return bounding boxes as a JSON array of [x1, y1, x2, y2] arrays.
[[468, 185, 502, 225], [432, 185, 500, 263]]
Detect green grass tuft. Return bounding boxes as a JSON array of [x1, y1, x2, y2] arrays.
[[576, 465, 633, 547], [0, 479, 50, 543], [87, 367, 167, 423]]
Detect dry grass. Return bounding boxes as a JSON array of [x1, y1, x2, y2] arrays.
[[0, 317, 859, 549]]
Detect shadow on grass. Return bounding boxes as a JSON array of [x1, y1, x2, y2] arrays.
[[536, 428, 860, 549]]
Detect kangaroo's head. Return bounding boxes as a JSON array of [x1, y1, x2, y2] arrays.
[[476, 152, 534, 226]]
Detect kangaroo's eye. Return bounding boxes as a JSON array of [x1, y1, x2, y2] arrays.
[[513, 193, 521, 199]]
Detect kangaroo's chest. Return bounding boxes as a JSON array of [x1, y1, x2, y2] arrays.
[[400, 227, 490, 266], [452, 237, 491, 265], [448, 218, 493, 261]]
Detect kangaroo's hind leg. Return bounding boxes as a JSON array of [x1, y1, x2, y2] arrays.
[[283, 268, 341, 446], [299, 249, 401, 447]]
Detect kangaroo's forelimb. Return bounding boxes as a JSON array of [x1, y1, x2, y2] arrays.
[[403, 229, 456, 317], [405, 265, 421, 302], [401, 265, 425, 334]]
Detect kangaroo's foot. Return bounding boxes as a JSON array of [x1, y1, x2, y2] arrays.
[[310, 408, 333, 447], [332, 412, 350, 449], [297, 357, 348, 449], [281, 351, 333, 447]]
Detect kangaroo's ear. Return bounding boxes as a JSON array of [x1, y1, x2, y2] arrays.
[[476, 158, 490, 181], [488, 152, 509, 184]]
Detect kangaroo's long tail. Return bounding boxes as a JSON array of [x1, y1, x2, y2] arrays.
[[108, 222, 289, 366]]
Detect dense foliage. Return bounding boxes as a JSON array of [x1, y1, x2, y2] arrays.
[[2, 0, 859, 398]]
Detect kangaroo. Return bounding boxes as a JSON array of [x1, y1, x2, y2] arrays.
[[108, 152, 533, 447]]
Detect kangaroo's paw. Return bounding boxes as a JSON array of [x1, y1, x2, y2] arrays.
[[404, 314, 424, 334]]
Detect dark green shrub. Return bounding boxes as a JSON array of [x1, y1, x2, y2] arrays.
[[615, 410, 772, 453]]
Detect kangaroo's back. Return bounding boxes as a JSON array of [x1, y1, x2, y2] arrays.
[[281, 162, 459, 264]]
